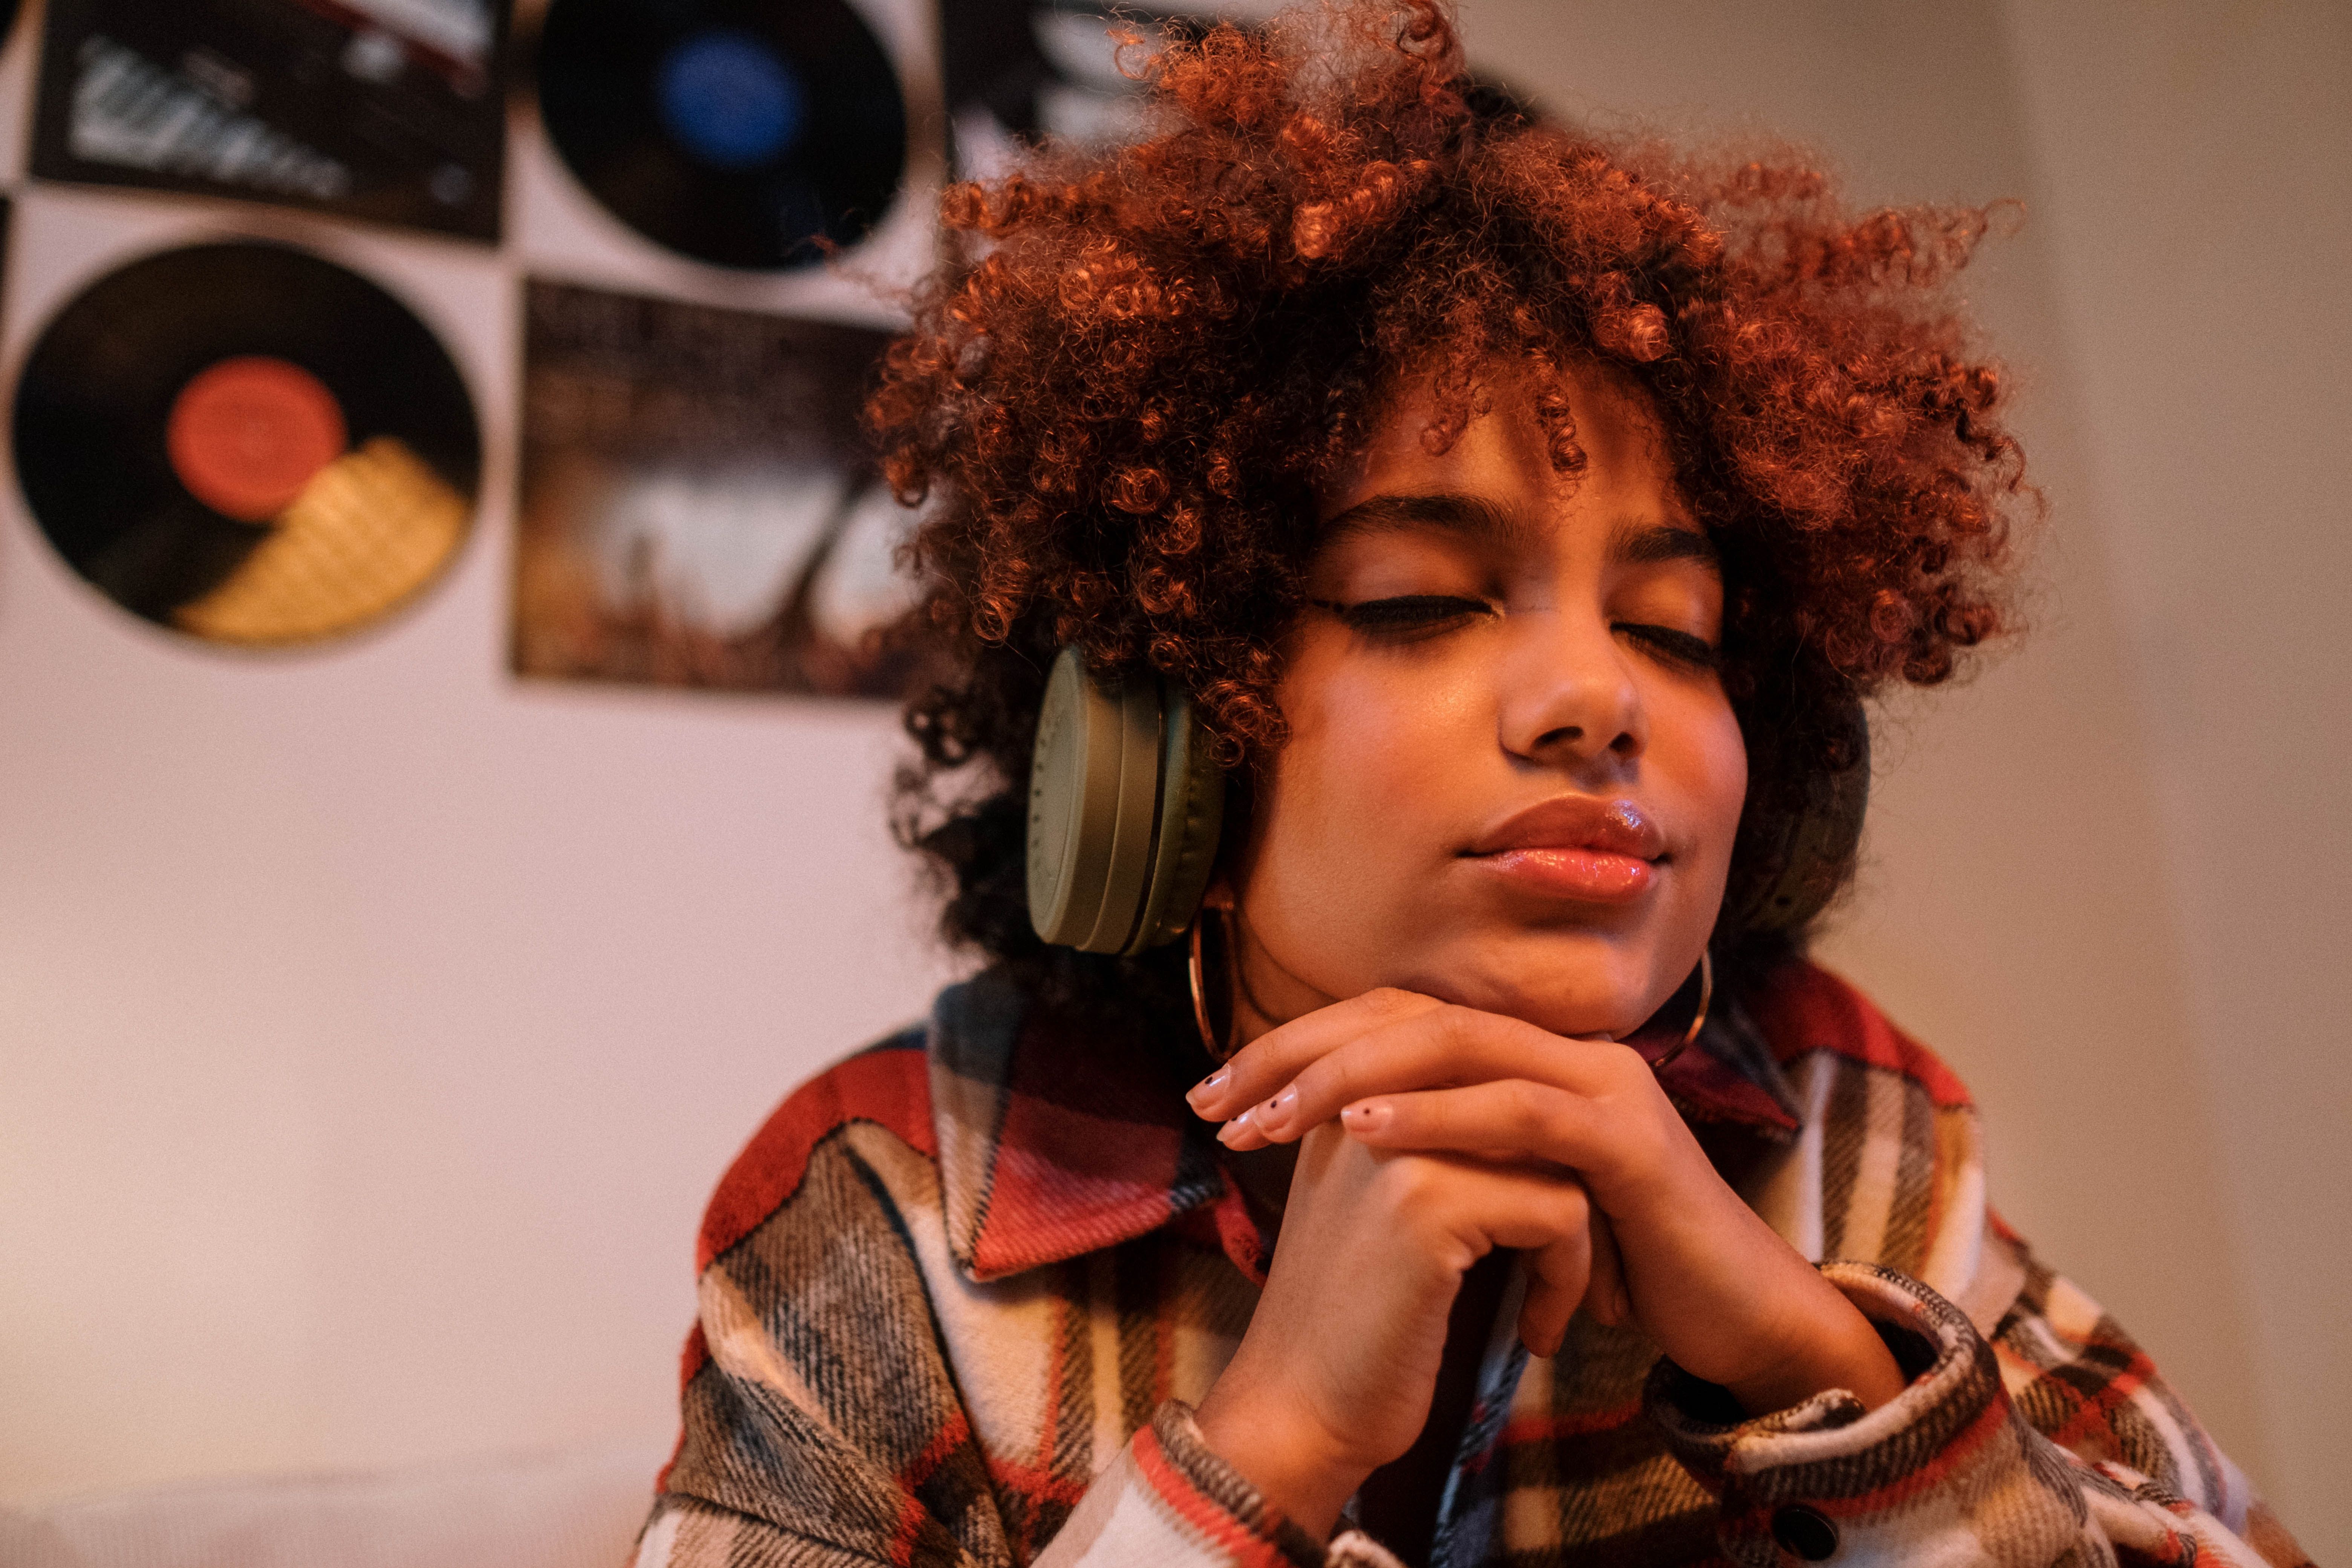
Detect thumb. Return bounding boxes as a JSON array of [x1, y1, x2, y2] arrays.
[[1516, 1229, 1592, 1358], [1585, 1209, 1632, 1326]]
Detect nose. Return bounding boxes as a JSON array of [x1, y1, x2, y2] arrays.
[[1496, 611, 1644, 771]]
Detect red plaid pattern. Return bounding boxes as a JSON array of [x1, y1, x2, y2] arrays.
[[637, 964, 2309, 1568]]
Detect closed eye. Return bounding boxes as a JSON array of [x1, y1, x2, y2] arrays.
[[1311, 594, 1494, 639], [1614, 622, 1721, 671]]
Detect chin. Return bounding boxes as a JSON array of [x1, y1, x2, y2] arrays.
[[1385, 930, 1666, 1040]]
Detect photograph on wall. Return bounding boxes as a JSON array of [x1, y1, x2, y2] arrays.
[[30, 0, 507, 242], [512, 279, 926, 698], [12, 239, 482, 648]]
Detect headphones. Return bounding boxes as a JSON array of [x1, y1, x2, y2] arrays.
[[1025, 646, 1868, 953], [1721, 695, 1872, 939], [1027, 646, 1227, 954]]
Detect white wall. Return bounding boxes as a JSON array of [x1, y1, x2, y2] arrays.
[[1989, 1, 2351, 1546], [0, 183, 963, 1495], [2, 1, 2344, 1560], [0, 0, 961, 1509]]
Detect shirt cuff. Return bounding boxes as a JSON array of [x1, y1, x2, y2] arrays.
[[1643, 1262, 2089, 1566], [1042, 1401, 1402, 1568]]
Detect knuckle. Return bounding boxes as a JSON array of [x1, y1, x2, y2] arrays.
[[1378, 1152, 1447, 1209], [1430, 1005, 1484, 1054], [1502, 1079, 1559, 1140], [1534, 1195, 1588, 1250], [1602, 1047, 1649, 1091], [1220, 1040, 1275, 1087], [1302, 1052, 1360, 1108]]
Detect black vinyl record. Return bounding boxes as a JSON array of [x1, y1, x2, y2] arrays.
[[29, 0, 507, 242], [536, 0, 908, 271], [14, 240, 482, 646]]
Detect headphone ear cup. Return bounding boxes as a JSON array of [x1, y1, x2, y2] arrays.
[[1027, 648, 1167, 951], [1123, 678, 1226, 954], [1740, 695, 1871, 936]]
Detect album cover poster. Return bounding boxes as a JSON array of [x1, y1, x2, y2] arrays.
[[30, 0, 507, 242], [513, 279, 925, 698]]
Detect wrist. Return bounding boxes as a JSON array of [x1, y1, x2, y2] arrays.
[[1193, 1378, 1372, 1540], [1722, 1290, 1906, 1416]]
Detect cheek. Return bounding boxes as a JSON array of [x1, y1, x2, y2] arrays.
[[1671, 695, 1750, 883], [1248, 648, 1480, 898]]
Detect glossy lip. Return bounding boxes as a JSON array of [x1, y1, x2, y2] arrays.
[[1461, 795, 1666, 904]]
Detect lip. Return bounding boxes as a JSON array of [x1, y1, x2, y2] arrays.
[[1461, 795, 1666, 904]]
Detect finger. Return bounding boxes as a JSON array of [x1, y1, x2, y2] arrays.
[[1586, 1208, 1631, 1327], [1242, 1008, 1637, 1144], [1384, 1155, 1593, 1355], [1339, 1079, 1610, 1170], [1189, 985, 1445, 1122], [1519, 1233, 1592, 1358]]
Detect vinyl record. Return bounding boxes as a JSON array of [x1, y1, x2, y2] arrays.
[[14, 240, 482, 646], [536, 0, 907, 270]]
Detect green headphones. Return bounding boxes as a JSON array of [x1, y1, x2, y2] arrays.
[[1724, 695, 1872, 938], [1024, 646, 1867, 953], [1027, 646, 1227, 954]]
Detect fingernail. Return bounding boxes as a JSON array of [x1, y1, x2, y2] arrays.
[[1342, 1101, 1391, 1133], [1256, 1086, 1297, 1130], [1216, 1108, 1253, 1145], [1185, 1068, 1227, 1107]]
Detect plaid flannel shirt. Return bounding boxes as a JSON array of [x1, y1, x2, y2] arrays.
[[635, 963, 2310, 1568]]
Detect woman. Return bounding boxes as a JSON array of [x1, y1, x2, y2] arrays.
[[636, 6, 2308, 1565]]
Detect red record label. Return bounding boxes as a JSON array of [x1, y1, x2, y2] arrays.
[[166, 355, 349, 522]]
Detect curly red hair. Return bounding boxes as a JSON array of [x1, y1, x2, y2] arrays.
[[870, 0, 2029, 1021]]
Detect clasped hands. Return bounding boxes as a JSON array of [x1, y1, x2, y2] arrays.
[[1185, 986, 1905, 1538]]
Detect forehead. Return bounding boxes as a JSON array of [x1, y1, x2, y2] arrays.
[[1315, 359, 1689, 533]]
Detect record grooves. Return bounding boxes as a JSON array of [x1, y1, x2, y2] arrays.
[[536, 0, 908, 270], [14, 240, 482, 646]]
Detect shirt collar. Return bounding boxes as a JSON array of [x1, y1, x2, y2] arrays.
[[1638, 987, 1807, 1140], [926, 967, 1805, 1284]]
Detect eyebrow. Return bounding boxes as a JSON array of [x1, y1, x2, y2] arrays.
[[1321, 490, 1719, 571], [1613, 519, 1720, 570], [1320, 491, 1534, 548]]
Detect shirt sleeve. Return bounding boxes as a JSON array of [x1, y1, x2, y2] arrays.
[[1032, 1402, 1404, 1568], [633, 1115, 1395, 1568], [1642, 1261, 2313, 1568], [638, 1398, 1397, 1568]]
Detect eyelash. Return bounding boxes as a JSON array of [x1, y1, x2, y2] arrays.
[[1311, 595, 1722, 671], [1309, 594, 1486, 637]]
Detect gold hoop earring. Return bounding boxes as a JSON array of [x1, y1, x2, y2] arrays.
[[1188, 907, 1227, 1060], [1646, 949, 1712, 1074]]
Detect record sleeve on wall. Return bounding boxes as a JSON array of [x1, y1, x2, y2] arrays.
[[13, 239, 482, 646], [30, 0, 507, 242], [513, 279, 926, 698]]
